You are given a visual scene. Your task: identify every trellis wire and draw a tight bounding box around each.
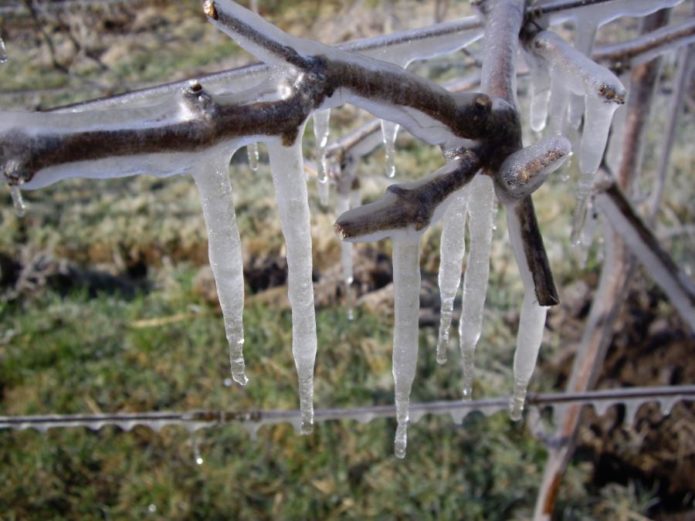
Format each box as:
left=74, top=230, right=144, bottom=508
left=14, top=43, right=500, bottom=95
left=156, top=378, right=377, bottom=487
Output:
left=2, top=385, right=693, bottom=433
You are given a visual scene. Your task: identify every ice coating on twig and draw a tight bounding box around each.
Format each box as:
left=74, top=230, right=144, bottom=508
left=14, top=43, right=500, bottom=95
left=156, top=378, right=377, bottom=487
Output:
left=206, top=0, right=490, bottom=148
left=506, top=204, right=549, bottom=421
left=266, top=137, right=318, bottom=435
left=380, top=120, right=400, bottom=178
left=436, top=191, right=468, bottom=365
left=392, top=237, right=421, bottom=458
left=458, top=175, right=495, bottom=400
left=247, top=143, right=260, bottom=172
left=313, top=109, right=331, bottom=205
left=192, top=145, right=248, bottom=386
left=528, top=30, right=625, bottom=175
left=548, top=0, right=684, bottom=26
left=497, top=136, right=572, bottom=202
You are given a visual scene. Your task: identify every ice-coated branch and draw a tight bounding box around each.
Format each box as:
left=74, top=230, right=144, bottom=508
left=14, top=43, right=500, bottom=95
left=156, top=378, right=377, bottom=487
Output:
left=205, top=0, right=492, bottom=146
left=593, top=18, right=695, bottom=66
left=533, top=11, right=673, bottom=518
left=335, top=150, right=482, bottom=242
left=594, top=174, right=695, bottom=329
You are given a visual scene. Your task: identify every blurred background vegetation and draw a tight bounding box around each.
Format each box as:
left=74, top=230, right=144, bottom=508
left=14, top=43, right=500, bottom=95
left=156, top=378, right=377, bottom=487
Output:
left=0, top=0, right=694, bottom=519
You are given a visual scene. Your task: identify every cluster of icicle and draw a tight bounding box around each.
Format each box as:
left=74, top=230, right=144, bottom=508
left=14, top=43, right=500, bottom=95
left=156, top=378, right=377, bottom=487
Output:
left=0, top=0, right=684, bottom=457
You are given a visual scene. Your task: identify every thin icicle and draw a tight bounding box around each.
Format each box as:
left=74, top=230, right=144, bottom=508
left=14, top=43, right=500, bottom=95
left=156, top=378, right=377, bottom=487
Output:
left=507, top=204, right=549, bottom=421
left=547, top=74, right=570, bottom=136
left=391, top=236, right=421, bottom=459
left=313, top=109, right=331, bottom=205
left=192, top=145, right=248, bottom=386
left=380, top=120, right=400, bottom=178
left=436, top=191, right=468, bottom=365
left=0, top=37, right=7, bottom=64
left=579, top=97, right=620, bottom=176
left=458, top=175, right=495, bottom=400
left=527, top=54, right=551, bottom=132
left=266, top=137, right=318, bottom=435
left=9, top=185, right=26, bottom=218
left=247, top=143, right=260, bottom=172
left=336, top=190, right=356, bottom=320
left=567, top=21, right=598, bottom=130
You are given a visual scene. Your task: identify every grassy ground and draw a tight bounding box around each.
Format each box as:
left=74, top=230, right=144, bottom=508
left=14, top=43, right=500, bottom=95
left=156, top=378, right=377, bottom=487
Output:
left=1, top=1, right=693, bottom=519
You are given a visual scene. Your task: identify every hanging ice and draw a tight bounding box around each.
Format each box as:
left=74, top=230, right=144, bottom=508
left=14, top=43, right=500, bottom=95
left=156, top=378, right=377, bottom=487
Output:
left=506, top=205, right=549, bottom=421
left=459, top=175, right=495, bottom=399
left=436, top=191, right=468, bottom=365
left=313, top=109, right=332, bottom=205
left=527, top=54, right=551, bottom=132
left=247, top=143, right=260, bottom=172
left=336, top=186, right=359, bottom=320
left=0, top=37, right=7, bottom=64
left=391, top=236, right=421, bottom=459
left=266, top=137, right=318, bottom=435
left=9, top=185, right=26, bottom=218
left=579, top=97, right=621, bottom=176
left=380, top=120, right=400, bottom=178
left=192, top=146, right=248, bottom=386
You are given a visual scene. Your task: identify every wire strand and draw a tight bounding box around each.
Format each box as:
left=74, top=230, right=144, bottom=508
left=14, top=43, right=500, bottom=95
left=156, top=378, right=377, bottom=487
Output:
left=2, top=385, right=693, bottom=432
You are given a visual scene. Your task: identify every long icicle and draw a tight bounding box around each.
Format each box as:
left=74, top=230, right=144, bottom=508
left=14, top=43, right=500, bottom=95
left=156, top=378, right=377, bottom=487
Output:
left=192, top=146, right=248, bottom=386
left=392, top=236, right=421, bottom=459
left=266, top=137, right=318, bottom=435
left=458, top=175, right=495, bottom=399
left=436, top=190, right=468, bottom=364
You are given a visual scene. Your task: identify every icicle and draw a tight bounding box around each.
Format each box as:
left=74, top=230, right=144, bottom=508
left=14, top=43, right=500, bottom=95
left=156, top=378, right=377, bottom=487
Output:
left=391, top=236, right=421, bottom=459
left=509, top=294, right=548, bottom=421
left=0, top=37, right=7, bottom=64
left=336, top=190, right=355, bottom=320
left=605, top=98, right=628, bottom=173
left=380, top=120, right=400, bottom=178
left=191, top=433, right=204, bottom=465
left=579, top=98, right=619, bottom=176
left=266, top=137, right=318, bottom=435
left=436, top=191, right=468, bottom=365
left=527, top=55, right=551, bottom=132
left=313, top=109, right=331, bottom=205
left=9, top=185, right=26, bottom=218
left=547, top=74, right=570, bottom=136
left=507, top=203, right=549, bottom=421
left=567, top=21, right=598, bottom=130
left=247, top=143, right=260, bottom=172
left=192, top=146, right=248, bottom=386
left=458, top=175, right=495, bottom=399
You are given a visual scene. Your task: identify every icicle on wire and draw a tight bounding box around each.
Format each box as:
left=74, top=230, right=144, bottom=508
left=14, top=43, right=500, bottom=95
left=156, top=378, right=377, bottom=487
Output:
left=436, top=190, right=468, bottom=365
left=266, top=137, right=318, bottom=435
left=192, top=145, right=248, bottom=386
left=391, top=236, right=421, bottom=458
left=313, top=109, right=331, bottom=205
left=458, top=175, right=495, bottom=400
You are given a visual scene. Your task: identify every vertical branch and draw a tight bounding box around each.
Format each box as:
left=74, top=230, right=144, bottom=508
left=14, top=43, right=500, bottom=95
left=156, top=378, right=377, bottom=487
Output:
left=648, top=42, right=694, bottom=220
left=532, top=8, right=672, bottom=520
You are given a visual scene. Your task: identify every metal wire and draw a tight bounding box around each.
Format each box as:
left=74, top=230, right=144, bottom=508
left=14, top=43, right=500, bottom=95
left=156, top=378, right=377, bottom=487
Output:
left=2, top=385, right=693, bottom=432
